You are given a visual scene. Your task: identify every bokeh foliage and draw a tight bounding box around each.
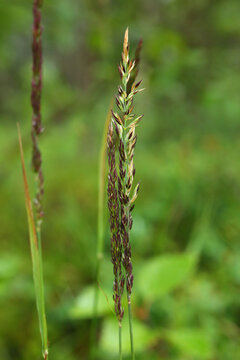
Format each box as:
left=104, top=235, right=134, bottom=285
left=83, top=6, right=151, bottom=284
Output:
left=1, top=0, right=240, bottom=359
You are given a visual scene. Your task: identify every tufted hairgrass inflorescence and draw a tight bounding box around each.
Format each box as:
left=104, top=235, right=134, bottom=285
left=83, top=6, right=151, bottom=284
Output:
left=107, top=28, right=144, bottom=360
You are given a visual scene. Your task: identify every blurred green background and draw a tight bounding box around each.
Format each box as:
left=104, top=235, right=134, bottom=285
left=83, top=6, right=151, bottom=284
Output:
left=1, top=0, right=240, bottom=359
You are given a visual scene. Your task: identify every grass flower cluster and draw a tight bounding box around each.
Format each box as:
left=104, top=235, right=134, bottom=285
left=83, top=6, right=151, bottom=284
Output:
left=107, top=28, right=144, bottom=360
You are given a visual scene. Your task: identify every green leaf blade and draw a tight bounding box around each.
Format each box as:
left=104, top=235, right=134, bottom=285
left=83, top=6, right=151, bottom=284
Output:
left=17, top=124, right=48, bottom=359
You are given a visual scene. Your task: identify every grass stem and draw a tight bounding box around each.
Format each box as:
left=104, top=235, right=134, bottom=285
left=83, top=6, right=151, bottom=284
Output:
left=119, top=322, right=122, bottom=360
left=127, top=294, right=135, bottom=360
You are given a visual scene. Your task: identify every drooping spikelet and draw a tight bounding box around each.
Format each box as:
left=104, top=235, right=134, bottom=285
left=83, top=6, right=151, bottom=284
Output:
left=31, top=0, right=44, bottom=229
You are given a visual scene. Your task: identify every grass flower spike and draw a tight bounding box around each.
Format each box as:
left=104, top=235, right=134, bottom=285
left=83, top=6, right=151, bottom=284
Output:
left=31, top=0, right=44, bottom=232
left=107, top=28, right=144, bottom=360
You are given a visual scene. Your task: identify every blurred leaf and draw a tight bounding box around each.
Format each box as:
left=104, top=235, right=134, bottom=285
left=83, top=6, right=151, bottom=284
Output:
left=167, top=328, right=214, bottom=359
left=0, top=255, right=20, bottom=279
left=188, top=220, right=226, bottom=260
left=189, top=278, right=226, bottom=313
left=0, top=255, right=21, bottom=299
left=68, top=285, right=112, bottom=319
left=100, top=317, right=158, bottom=355
left=137, top=253, right=197, bottom=301
left=215, top=2, right=240, bottom=33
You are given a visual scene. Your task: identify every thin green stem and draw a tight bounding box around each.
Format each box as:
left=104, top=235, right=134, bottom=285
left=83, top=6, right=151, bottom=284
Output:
left=89, top=261, right=101, bottom=360
left=119, top=322, right=122, bottom=360
left=90, top=103, right=112, bottom=360
left=127, top=294, right=135, bottom=360
left=36, top=230, right=48, bottom=359
left=35, top=175, right=48, bottom=359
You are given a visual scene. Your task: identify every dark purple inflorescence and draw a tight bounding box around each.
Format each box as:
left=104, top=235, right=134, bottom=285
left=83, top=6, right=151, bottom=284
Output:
left=31, top=0, right=44, bottom=226
left=107, top=123, right=125, bottom=322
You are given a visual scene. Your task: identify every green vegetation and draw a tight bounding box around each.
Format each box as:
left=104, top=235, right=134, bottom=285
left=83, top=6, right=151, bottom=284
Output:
left=1, top=0, right=240, bottom=359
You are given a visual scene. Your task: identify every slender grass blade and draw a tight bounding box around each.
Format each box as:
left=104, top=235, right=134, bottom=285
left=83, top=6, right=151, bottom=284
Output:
left=17, top=123, right=48, bottom=359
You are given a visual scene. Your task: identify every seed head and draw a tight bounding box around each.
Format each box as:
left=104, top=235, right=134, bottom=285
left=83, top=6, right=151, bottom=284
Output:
left=107, top=28, right=144, bottom=318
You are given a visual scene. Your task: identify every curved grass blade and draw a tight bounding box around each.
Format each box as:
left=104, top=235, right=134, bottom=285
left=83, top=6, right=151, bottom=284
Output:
left=17, top=123, right=48, bottom=359
left=90, top=100, right=113, bottom=359
left=97, top=99, right=113, bottom=271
